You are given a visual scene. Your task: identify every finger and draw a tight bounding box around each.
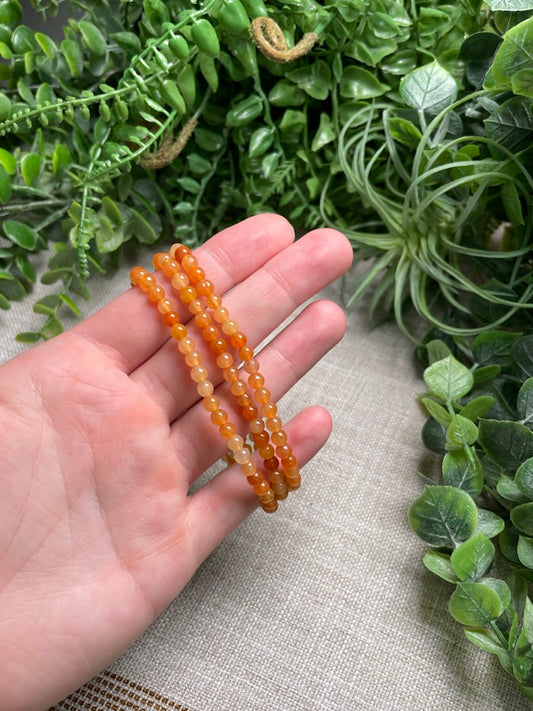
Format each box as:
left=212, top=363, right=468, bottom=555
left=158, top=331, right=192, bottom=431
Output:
left=130, top=227, right=352, bottom=422
left=74, top=214, right=295, bottom=372
left=169, top=298, right=346, bottom=484
left=184, top=405, right=333, bottom=569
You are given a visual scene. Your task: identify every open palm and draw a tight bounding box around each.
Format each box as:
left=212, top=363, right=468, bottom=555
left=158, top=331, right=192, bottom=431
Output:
left=0, top=215, right=352, bottom=711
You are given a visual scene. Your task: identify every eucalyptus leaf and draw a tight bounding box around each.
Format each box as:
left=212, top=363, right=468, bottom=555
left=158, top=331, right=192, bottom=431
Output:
left=408, top=485, right=478, bottom=548
left=449, top=582, right=502, bottom=626
left=516, top=458, right=533, bottom=498
left=423, top=550, right=459, bottom=582
left=399, top=61, right=457, bottom=114
left=442, top=448, right=483, bottom=497
left=512, top=337, right=533, bottom=380
left=478, top=419, right=533, bottom=470
left=464, top=627, right=505, bottom=654
left=423, top=355, right=474, bottom=402
left=477, top=509, right=505, bottom=539
left=518, top=536, right=533, bottom=568
left=451, top=532, right=495, bottom=581
left=511, top=502, right=533, bottom=536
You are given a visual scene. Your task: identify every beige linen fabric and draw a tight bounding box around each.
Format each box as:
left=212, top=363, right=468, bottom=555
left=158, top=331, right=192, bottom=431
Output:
left=1, top=257, right=530, bottom=711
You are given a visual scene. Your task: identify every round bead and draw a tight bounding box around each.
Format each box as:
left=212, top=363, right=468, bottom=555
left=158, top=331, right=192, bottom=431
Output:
left=147, top=283, right=165, bottom=302
left=264, top=456, right=279, bottom=472
left=272, top=481, right=288, bottom=500
left=216, top=352, right=233, bottom=369
left=152, top=252, right=168, bottom=269
left=178, top=336, right=195, bottom=354
left=253, top=480, right=270, bottom=497
left=238, top=345, right=254, bottom=361
left=157, top=298, right=173, bottom=314
left=248, top=373, right=265, bottom=389
left=162, top=259, right=180, bottom=277
left=203, top=395, right=220, bottom=412
left=213, top=306, right=230, bottom=323
left=249, top=418, right=264, bottom=434
left=223, top=366, right=239, bottom=383
left=227, top=434, right=245, bottom=452
left=258, top=443, right=274, bottom=460
left=163, top=310, right=180, bottom=327
left=202, top=324, right=219, bottom=342
left=185, top=350, right=201, bottom=367
left=206, top=293, right=221, bottom=309
left=197, top=380, right=214, bottom=397
left=230, top=331, right=247, bottom=348
left=219, top=423, right=237, bottom=439
left=254, top=387, right=271, bottom=404
left=246, top=470, right=262, bottom=485
left=242, top=461, right=258, bottom=477
left=222, top=319, right=238, bottom=336
left=194, top=311, right=211, bottom=328
left=139, top=272, right=156, bottom=291
left=271, top=430, right=287, bottom=447
left=130, top=266, right=147, bottom=285
left=190, top=366, right=208, bottom=383
left=209, top=338, right=227, bottom=356
left=234, top=448, right=251, bottom=465
left=171, top=244, right=191, bottom=261
left=230, top=379, right=247, bottom=397
left=242, top=405, right=258, bottom=421
left=258, top=488, right=275, bottom=504
left=237, top=393, right=252, bottom=407
left=180, top=286, right=197, bottom=304
left=188, top=299, right=204, bottom=315
left=276, top=444, right=292, bottom=460
left=266, top=416, right=283, bottom=432
left=171, top=272, right=189, bottom=290
left=282, top=455, right=297, bottom=469
left=182, top=254, right=197, bottom=271
left=260, top=402, right=277, bottom=419
left=244, top=358, right=260, bottom=374
left=188, top=266, right=205, bottom=284
left=253, top=431, right=269, bottom=448
left=170, top=323, right=187, bottom=340
left=211, top=409, right=228, bottom=426
left=197, top=279, right=214, bottom=296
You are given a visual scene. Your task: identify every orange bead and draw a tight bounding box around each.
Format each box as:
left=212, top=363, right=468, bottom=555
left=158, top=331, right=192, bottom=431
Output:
left=157, top=298, right=173, bottom=314
left=188, top=299, right=204, bottom=315
left=162, top=259, right=180, bottom=277
left=254, top=431, right=269, bottom=448
left=271, top=429, right=287, bottom=447
left=178, top=336, right=195, bottom=354
left=219, top=423, right=237, bottom=439
left=185, top=351, right=201, bottom=367
left=130, top=266, right=147, bottom=285
left=230, top=379, right=247, bottom=397
left=264, top=456, right=279, bottom=472
left=261, top=499, right=278, bottom=513
left=202, top=324, right=219, bottom=342
left=223, top=366, right=239, bottom=383
left=282, top=455, right=297, bottom=470
left=244, top=358, right=260, bottom=374
left=249, top=418, right=264, bottom=434
left=230, top=331, right=247, bottom=348
left=197, top=279, right=214, bottom=296
left=242, top=405, right=258, bottom=421
left=210, top=338, right=228, bottom=356
left=253, top=480, right=270, bottom=497
left=172, top=272, right=189, bottom=290
left=182, top=254, right=197, bottom=271
left=206, top=293, right=221, bottom=309
left=272, top=480, right=288, bottom=500
left=242, top=460, right=258, bottom=478
left=228, top=434, right=245, bottom=452
left=197, top=380, right=214, bottom=397
left=248, top=373, right=265, bottom=389
left=216, top=352, right=233, bottom=369
left=203, top=395, right=220, bottom=412
left=259, top=443, right=274, bottom=460
left=152, top=252, right=168, bottom=269
left=258, top=488, right=275, bottom=505
left=247, top=471, right=263, bottom=486
left=211, top=409, right=228, bottom=426
left=148, top=283, right=165, bottom=302
left=170, top=323, right=187, bottom=340
left=213, top=306, right=229, bottom=323
left=254, top=387, right=271, bottom=404
left=171, top=244, right=191, bottom=261
left=238, top=345, right=254, bottom=361
left=163, top=311, right=180, bottom=327
left=180, top=286, right=197, bottom=304
left=276, top=444, right=292, bottom=460
left=267, top=416, right=283, bottom=432
left=139, top=272, right=156, bottom=291
left=222, top=319, right=238, bottom=336
left=190, top=366, right=208, bottom=383
left=260, top=402, right=277, bottom=419
left=194, top=310, right=211, bottom=329
left=188, top=266, right=205, bottom=284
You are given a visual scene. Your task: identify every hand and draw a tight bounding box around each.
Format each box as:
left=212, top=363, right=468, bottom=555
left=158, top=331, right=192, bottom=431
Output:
left=0, top=215, right=352, bottom=711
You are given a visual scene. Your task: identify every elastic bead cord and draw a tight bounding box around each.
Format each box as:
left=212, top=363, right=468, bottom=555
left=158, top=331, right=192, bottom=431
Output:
left=165, top=246, right=297, bottom=498
left=130, top=263, right=278, bottom=512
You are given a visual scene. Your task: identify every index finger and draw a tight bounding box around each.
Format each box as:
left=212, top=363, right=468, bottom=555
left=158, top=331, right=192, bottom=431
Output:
left=74, top=214, right=295, bottom=372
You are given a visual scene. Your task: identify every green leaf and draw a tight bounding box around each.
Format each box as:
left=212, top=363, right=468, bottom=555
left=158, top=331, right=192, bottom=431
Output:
left=480, top=577, right=511, bottom=614
left=311, top=113, right=336, bottom=152
left=420, top=397, right=452, bottom=427
left=20, top=153, right=42, bottom=187
left=3, top=220, right=38, bottom=250
left=477, top=509, right=505, bottom=538
left=15, top=331, right=40, bottom=344
left=101, top=196, right=123, bottom=227
left=511, top=502, right=533, bottom=536
left=485, top=0, right=533, bottom=7
left=478, top=419, right=533, bottom=470
left=423, top=550, right=458, bottom=582
left=518, top=379, right=533, bottom=426
left=472, top=331, right=523, bottom=366
left=42, top=314, right=63, bottom=338
left=53, top=144, right=71, bottom=178
left=0, top=163, right=11, bottom=204
left=459, top=396, right=496, bottom=421
left=512, top=336, right=533, bottom=380
left=487, top=16, right=533, bottom=92
left=15, top=254, right=35, bottom=282
left=59, top=293, right=81, bottom=316
left=95, top=215, right=123, bottom=253
left=61, top=38, right=84, bottom=77
left=485, top=96, right=533, bottom=151
left=447, top=415, right=478, bottom=447
left=400, top=61, right=458, bottom=114
left=408, top=485, right=478, bottom=548
left=423, top=355, right=474, bottom=402
left=442, top=448, right=483, bottom=497
left=451, top=532, right=495, bottom=581
left=40, top=267, right=73, bottom=285
left=286, top=61, right=332, bottom=101
left=449, top=582, right=502, bottom=626
left=497, top=475, right=528, bottom=503
left=464, top=627, right=505, bottom=654
left=78, top=20, right=107, bottom=57
left=339, top=65, right=390, bottom=99
left=518, top=536, right=533, bottom=568
left=35, top=31, right=58, bottom=59
left=516, top=458, right=533, bottom=498
left=386, top=116, right=423, bottom=149
left=33, top=294, right=61, bottom=315
left=0, top=147, right=16, bottom=174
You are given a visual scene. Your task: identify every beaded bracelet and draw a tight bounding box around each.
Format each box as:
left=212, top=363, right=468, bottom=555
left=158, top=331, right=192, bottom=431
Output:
left=130, top=243, right=301, bottom=513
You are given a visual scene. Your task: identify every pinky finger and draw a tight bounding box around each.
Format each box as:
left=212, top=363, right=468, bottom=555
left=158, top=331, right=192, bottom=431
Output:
left=184, top=405, right=333, bottom=568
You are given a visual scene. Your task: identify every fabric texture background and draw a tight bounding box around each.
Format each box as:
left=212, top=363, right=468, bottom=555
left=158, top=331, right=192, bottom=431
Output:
left=1, top=253, right=530, bottom=711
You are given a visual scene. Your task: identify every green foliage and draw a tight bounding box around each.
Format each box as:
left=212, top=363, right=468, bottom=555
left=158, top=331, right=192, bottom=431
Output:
left=410, top=331, right=533, bottom=699
left=0, top=0, right=532, bottom=339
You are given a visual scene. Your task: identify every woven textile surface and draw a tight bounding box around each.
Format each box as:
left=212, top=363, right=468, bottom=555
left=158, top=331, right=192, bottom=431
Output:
left=1, top=253, right=531, bottom=711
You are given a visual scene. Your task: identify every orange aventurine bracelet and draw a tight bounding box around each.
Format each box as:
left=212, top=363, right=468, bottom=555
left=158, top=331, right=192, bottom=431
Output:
left=130, top=243, right=301, bottom=513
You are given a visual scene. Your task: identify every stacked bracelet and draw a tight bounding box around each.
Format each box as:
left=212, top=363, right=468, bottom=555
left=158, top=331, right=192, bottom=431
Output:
left=130, top=243, right=301, bottom=513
